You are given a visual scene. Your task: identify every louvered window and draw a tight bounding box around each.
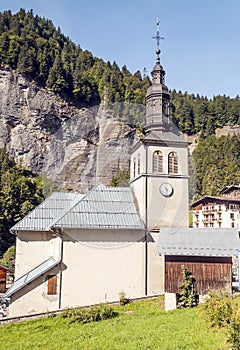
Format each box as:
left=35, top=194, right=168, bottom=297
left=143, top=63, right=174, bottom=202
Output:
left=168, top=152, right=178, bottom=174
left=133, top=158, right=136, bottom=178
left=153, top=151, right=163, bottom=173
left=137, top=154, right=140, bottom=175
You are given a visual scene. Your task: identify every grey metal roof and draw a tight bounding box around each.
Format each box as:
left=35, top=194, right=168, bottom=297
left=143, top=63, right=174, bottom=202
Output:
left=143, top=131, right=189, bottom=144
left=54, top=183, right=144, bottom=230
left=11, top=192, right=84, bottom=232
left=6, top=257, right=60, bottom=297
left=157, top=227, right=240, bottom=257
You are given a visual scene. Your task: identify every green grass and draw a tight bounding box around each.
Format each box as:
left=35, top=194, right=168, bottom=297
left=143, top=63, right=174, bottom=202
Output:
left=0, top=297, right=229, bottom=350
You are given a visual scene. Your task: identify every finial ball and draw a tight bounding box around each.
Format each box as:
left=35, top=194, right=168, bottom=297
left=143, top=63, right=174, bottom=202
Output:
left=156, top=48, right=160, bottom=55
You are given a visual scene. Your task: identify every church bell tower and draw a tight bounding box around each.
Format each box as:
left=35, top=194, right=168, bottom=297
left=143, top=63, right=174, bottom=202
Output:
left=130, top=20, right=189, bottom=230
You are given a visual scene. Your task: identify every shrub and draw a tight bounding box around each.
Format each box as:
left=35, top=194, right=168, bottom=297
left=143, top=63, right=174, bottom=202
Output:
left=119, top=290, right=130, bottom=306
left=61, top=304, right=118, bottom=324
left=178, top=265, right=198, bottom=308
left=227, top=308, right=240, bottom=350
left=201, top=292, right=233, bottom=328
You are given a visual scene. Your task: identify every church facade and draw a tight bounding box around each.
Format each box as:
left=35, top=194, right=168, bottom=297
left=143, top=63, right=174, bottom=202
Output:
left=6, top=31, right=191, bottom=317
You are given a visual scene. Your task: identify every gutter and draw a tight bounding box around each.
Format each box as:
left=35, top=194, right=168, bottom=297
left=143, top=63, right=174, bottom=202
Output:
left=51, top=227, right=64, bottom=310
left=238, top=250, right=240, bottom=292
left=58, top=227, right=64, bottom=310
left=145, top=143, right=148, bottom=296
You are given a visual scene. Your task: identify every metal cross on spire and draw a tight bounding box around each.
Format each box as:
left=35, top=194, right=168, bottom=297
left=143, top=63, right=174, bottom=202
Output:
left=152, top=18, right=164, bottom=63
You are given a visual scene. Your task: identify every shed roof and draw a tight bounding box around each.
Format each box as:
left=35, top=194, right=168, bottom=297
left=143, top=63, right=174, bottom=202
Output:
left=5, top=257, right=60, bottom=297
left=157, top=227, right=240, bottom=257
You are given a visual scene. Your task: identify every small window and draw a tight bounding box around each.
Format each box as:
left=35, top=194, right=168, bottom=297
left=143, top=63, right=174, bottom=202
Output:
left=133, top=158, right=136, bottom=178
left=47, top=275, right=57, bottom=295
left=137, top=154, right=140, bottom=175
left=153, top=151, right=163, bottom=173
left=168, top=152, right=178, bottom=174
left=231, top=222, right=235, bottom=228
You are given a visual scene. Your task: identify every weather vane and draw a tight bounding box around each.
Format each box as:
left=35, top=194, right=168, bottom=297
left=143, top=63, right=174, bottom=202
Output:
left=152, top=17, right=164, bottom=63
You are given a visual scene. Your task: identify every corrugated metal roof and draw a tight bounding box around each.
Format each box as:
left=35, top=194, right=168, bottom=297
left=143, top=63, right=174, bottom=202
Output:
left=11, top=192, right=84, bottom=232
left=54, top=183, right=144, bottom=230
left=10, top=184, right=144, bottom=232
left=6, top=257, right=60, bottom=297
left=157, top=227, right=240, bottom=257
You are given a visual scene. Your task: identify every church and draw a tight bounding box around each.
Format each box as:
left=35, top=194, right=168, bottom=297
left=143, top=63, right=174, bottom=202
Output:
left=6, top=25, right=240, bottom=317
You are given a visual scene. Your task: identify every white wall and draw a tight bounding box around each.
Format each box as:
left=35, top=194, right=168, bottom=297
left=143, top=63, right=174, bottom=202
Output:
left=60, top=229, right=146, bottom=308
left=130, top=142, right=189, bottom=229
left=9, top=227, right=165, bottom=317
left=14, top=231, right=61, bottom=279
left=193, top=204, right=240, bottom=229
left=10, top=227, right=164, bottom=317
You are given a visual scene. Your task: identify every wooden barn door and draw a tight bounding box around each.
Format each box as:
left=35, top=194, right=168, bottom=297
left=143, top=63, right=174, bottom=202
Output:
left=165, top=255, right=232, bottom=295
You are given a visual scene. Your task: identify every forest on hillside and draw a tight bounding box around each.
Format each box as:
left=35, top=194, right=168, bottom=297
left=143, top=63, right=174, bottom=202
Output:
left=0, top=9, right=240, bottom=133
left=0, top=9, right=239, bottom=257
left=0, top=149, right=44, bottom=256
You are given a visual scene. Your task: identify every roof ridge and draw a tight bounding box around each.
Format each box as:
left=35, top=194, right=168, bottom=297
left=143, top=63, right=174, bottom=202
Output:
left=52, top=183, right=105, bottom=228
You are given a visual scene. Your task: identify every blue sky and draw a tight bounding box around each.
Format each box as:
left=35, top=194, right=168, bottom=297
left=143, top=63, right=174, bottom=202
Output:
left=0, top=0, right=240, bottom=98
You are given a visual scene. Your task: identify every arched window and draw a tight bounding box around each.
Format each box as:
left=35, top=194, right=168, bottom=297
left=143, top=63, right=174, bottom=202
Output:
left=137, top=154, right=140, bottom=175
left=133, top=158, right=136, bottom=178
left=168, top=152, right=178, bottom=174
left=153, top=151, right=163, bottom=173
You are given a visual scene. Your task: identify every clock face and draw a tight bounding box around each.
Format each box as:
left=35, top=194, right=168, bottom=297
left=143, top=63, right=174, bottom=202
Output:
left=160, top=183, right=173, bottom=197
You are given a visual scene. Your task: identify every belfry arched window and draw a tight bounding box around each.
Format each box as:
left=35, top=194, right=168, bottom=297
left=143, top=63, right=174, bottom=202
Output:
left=133, top=158, right=136, bottom=178
left=168, top=152, right=178, bottom=174
left=153, top=151, right=163, bottom=173
left=137, top=154, right=140, bottom=175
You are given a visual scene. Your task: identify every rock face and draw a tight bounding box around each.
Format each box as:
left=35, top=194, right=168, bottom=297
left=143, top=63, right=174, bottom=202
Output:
left=0, top=69, right=137, bottom=193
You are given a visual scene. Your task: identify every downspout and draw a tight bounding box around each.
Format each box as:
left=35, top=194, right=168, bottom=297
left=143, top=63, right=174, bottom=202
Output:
left=238, top=250, right=240, bottom=292
left=58, top=227, right=64, bottom=310
left=145, top=143, right=148, bottom=296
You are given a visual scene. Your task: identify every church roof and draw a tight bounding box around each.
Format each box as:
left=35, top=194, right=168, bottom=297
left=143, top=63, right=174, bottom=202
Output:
left=10, top=192, right=83, bottom=233
left=54, top=183, right=144, bottom=230
left=11, top=183, right=144, bottom=233
left=157, top=227, right=240, bottom=257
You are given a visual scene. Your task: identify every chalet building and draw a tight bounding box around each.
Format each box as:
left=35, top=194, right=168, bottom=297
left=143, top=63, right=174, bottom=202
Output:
left=6, top=24, right=240, bottom=316
left=191, top=185, right=240, bottom=229
left=0, top=265, right=12, bottom=293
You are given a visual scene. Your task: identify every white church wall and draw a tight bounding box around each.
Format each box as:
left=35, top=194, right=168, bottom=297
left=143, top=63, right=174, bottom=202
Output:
left=14, top=231, right=61, bottom=279
left=147, top=145, right=188, bottom=176
left=148, top=232, right=164, bottom=294
left=9, top=265, right=60, bottom=317
left=60, top=228, right=146, bottom=308
left=148, top=176, right=189, bottom=229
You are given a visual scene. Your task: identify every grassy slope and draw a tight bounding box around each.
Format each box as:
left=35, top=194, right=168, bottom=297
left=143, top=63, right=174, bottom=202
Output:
left=0, top=297, right=228, bottom=350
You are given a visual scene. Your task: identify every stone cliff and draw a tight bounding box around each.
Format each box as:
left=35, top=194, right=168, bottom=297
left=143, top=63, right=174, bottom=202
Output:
left=0, top=69, right=137, bottom=193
